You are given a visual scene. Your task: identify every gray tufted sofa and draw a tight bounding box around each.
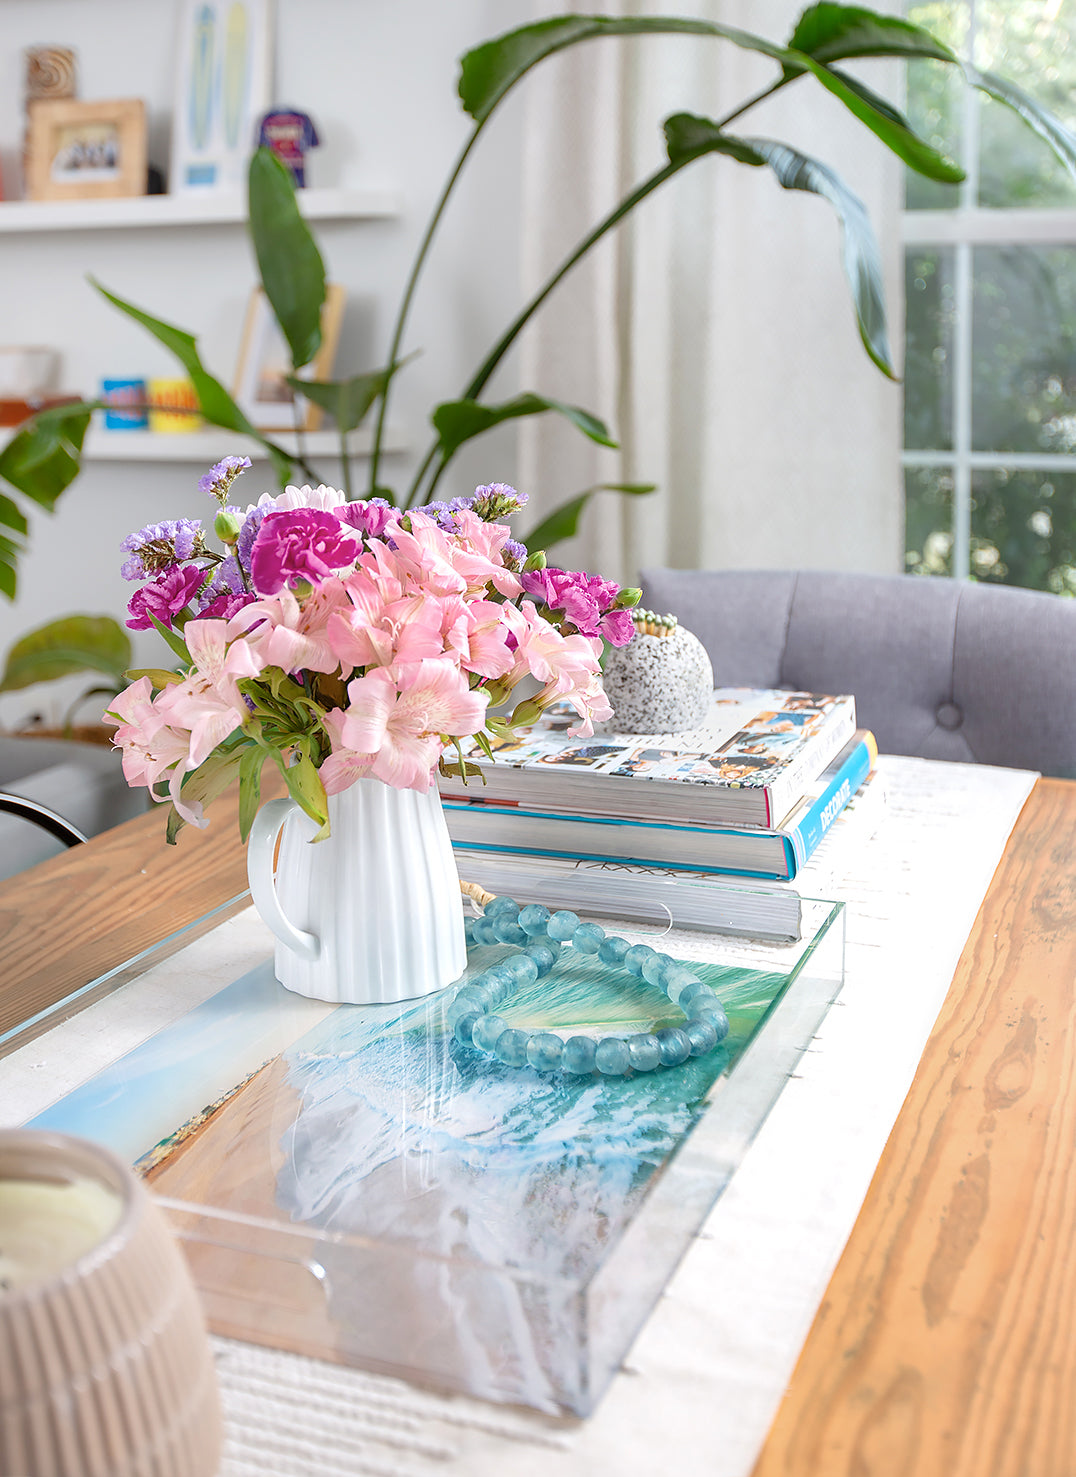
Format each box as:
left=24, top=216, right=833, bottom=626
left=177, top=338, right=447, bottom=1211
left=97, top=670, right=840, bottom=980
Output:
left=639, top=569, right=1076, bottom=779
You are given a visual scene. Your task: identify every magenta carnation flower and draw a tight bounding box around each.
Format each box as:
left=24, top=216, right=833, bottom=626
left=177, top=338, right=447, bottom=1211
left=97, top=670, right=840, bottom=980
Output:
left=336, top=498, right=394, bottom=539
left=199, top=591, right=257, bottom=621
left=126, top=564, right=205, bottom=630
left=598, top=607, right=636, bottom=646
left=249, top=508, right=362, bottom=595
left=520, top=567, right=624, bottom=640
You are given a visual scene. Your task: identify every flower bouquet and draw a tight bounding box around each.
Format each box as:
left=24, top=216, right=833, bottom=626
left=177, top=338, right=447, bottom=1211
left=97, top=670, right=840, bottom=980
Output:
left=107, top=458, right=639, bottom=845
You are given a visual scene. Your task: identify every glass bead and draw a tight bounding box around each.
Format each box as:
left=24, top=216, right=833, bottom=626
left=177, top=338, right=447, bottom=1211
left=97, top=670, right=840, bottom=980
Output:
left=518, top=903, right=551, bottom=936
left=503, top=954, right=539, bottom=987
left=627, top=1033, right=662, bottom=1072
left=472, top=917, right=499, bottom=947
left=595, top=1037, right=632, bottom=1075
left=641, top=953, right=673, bottom=988
left=453, top=983, right=494, bottom=1012
left=677, top=980, right=714, bottom=1010
left=453, top=1011, right=481, bottom=1045
left=484, top=895, right=520, bottom=919
left=495, top=1028, right=530, bottom=1067
left=526, top=1032, right=565, bottom=1071
left=685, top=1017, right=719, bottom=1056
left=473, top=1013, right=509, bottom=1052
left=563, top=1036, right=598, bottom=1074
left=463, top=918, right=477, bottom=941
left=623, top=943, right=656, bottom=977
left=572, top=921, right=605, bottom=954
left=492, top=917, right=528, bottom=946
left=524, top=941, right=557, bottom=977
left=665, top=966, right=701, bottom=1002
left=547, top=909, right=580, bottom=941
left=598, top=935, right=630, bottom=966
left=655, top=1026, right=692, bottom=1066
left=692, top=1005, right=730, bottom=1042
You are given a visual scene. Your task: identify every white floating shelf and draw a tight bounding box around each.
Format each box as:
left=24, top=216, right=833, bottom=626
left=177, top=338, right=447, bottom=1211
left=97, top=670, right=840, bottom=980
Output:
left=0, top=426, right=406, bottom=461
left=0, top=187, right=401, bottom=234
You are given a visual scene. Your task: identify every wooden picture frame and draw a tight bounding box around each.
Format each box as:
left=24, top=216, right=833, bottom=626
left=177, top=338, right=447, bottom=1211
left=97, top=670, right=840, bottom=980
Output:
left=25, top=98, right=147, bottom=201
left=233, top=285, right=346, bottom=432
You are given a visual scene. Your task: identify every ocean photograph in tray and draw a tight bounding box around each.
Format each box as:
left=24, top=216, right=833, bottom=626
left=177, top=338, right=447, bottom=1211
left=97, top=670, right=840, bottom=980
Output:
left=26, top=899, right=845, bottom=1415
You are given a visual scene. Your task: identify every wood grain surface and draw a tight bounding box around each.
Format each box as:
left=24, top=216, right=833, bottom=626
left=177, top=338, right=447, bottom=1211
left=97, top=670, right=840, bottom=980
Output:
left=0, top=771, right=283, bottom=1039
left=752, top=778, right=1076, bottom=1477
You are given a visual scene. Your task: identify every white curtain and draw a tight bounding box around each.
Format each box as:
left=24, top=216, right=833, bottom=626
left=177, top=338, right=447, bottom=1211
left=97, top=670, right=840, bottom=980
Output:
left=517, top=0, right=904, bottom=586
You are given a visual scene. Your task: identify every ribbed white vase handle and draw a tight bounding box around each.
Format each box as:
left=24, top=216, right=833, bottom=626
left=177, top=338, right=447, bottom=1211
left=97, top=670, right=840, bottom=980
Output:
left=247, top=798, right=321, bottom=962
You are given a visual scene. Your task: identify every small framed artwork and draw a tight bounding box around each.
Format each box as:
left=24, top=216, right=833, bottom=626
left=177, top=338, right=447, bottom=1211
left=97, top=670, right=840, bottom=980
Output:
left=25, top=98, right=147, bottom=201
left=171, top=0, right=272, bottom=193
left=233, top=285, right=346, bottom=431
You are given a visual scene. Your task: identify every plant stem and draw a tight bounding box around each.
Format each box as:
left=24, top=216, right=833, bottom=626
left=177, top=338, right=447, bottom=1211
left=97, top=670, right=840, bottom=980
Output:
left=715, top=76, right=789, bottom=129
left=339, top=428, right=352, bottom=497
left=368, top=126, right=487, bottom=495
left=413, top=158, right=685, bottom=504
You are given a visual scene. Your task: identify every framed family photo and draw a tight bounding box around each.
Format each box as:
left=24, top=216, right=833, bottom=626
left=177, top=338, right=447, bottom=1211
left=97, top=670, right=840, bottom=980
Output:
left=233, top=285, right=346, bottom=431
left=25, top=98, right=146, bottom=201
left=171, top=0, right=272, bottom=192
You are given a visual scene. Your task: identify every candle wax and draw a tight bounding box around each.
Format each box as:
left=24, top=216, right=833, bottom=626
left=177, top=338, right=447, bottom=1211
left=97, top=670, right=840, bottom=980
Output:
left=0, top=1175, right=123, bottom=1292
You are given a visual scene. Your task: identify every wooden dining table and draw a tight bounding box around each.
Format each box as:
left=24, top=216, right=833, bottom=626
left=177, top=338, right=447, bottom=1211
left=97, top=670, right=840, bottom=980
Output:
left=2, top=772, right=1074, bottom=1477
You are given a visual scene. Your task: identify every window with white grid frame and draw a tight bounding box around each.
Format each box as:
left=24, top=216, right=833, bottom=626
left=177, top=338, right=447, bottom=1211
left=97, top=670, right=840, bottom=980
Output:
left=904, top=0, right=1076, bottom=593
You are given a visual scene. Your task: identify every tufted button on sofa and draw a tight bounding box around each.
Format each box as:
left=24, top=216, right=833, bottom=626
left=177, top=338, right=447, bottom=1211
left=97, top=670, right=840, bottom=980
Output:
left=638, top=568, right=1076, bottom=779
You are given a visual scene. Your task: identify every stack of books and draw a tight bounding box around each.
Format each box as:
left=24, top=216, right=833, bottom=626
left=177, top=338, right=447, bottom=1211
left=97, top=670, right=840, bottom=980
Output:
left=440, top=688, right=880, bottom=884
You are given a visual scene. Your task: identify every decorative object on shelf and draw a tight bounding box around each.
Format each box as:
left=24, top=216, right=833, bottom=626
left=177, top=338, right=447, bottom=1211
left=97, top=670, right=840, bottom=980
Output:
left=233, top=283, right=345, bottom=432
left=101, top=377, right=148, bottom=429
left=171, top=0, right=271, bottom=193
left=600, top=608, right=714, bottom=733
left=25, top=97, right=146, bottom=202
left=0, top=346, right=58, bottom=399
left=0, top=1128, right=221, bottom=1477
left=147, top=376, right=202, bottom=433
left=256, top=108, right=319, bottom=186
left=24, top=46, right=77, bottom=104
left=449, top=891, right=730, bottom=1074
left=104, top=461, right=639, bottom=1003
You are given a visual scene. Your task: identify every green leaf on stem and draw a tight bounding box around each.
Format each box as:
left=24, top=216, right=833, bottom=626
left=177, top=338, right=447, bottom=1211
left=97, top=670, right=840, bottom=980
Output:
left=238, top=744, right=270, bottom=842
left=785, top=5, right=958, bottom=66
left=148, top=613, right=192, bottom=666
left=278, top=746, right=330, bottom=832
left=124, top=667, right=182, bottom=688
left=664, top=115, right=895, bottom=377
left=167, top=749, right=241, bottom=844
left=967, top=66, right=1076, bottom=185
left=284, top=364, right=397, bottom=433
left=248, top=148, right=327, bottom=370
left=0, top=401, right=92, bottom=511
left=91, top=279, right=262, bottom=436
left=521, top=482, right=656, bottom=552
left=458, top=16, right=789, bottom=125
left=0, top=494, right=28, bottom=538
left=0, top=614, right=131, bottom=693
left=433, top=393, right=617, bottom=461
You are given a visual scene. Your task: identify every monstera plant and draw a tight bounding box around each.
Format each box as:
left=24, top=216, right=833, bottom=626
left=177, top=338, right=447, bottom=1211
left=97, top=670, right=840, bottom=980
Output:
left=2, top=4, right=1075, bottom=702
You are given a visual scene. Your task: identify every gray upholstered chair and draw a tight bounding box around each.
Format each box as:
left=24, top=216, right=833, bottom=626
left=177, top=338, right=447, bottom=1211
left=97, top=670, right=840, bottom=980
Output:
left=639, top=569, right=1076, bottom=779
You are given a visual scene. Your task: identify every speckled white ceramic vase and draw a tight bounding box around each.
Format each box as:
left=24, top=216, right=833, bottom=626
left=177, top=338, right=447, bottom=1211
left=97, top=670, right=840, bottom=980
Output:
left=601, top=623, right=715, bottom=732
left=0, top=1130, right=221, bottom=1477
left=247, top=778, right=467, bottom=1005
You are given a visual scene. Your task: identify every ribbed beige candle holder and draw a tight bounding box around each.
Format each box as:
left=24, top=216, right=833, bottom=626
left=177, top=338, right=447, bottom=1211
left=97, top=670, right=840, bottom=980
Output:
left=0, top=1129, right=221, bottom=1477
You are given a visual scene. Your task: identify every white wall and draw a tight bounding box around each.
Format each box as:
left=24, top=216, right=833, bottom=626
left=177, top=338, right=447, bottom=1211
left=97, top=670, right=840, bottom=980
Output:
left=0, top=0, right=531, bottom=726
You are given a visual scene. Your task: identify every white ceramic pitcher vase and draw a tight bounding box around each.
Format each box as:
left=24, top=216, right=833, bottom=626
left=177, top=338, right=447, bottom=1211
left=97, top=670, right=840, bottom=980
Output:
left=246, top=777, right=467, bottom=1005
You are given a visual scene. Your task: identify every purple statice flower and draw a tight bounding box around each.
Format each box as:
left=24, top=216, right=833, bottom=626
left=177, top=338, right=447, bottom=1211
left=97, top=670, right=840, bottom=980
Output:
left=199, top=555, right=247, bottom=606
left=199, top=455, right=252, bottom=502
left=199, top=591, right=257, bottom=621
left=471, top=483, right=528, bottom=521
left=249, top=508, right=362, bottom=596
left=502, top=538, right=527, bottom=567
left=120, top=519, right=205, bottom=580
left=236, top=501, right=272, bottom=573
left=126, top=564, right=205, bottom=630
left=520, top=567, right=625, bottom=641
left=336, top=497, right=394, bottom=539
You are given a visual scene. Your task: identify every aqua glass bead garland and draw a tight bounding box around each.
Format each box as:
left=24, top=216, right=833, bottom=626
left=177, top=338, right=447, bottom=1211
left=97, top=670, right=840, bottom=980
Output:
left=447, top=895, right=730, bottom=1077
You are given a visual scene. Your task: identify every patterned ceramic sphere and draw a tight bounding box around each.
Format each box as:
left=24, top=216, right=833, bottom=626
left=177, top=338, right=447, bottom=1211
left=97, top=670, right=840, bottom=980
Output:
left=602, top=618, right=714, bottom=732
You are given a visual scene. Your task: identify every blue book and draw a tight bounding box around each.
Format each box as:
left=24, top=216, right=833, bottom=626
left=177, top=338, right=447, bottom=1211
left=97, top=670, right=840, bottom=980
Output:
left=444, top=731, right=877, bottom=882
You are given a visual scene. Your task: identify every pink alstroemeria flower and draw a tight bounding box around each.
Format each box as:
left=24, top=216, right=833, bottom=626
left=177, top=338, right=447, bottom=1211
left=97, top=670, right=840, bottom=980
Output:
left=440, top=596, right=515, bottom=679
left=228, top=584, right=346, bottom=675
left=106, top=677, right=206, bottom=826
left=322, top=659, right=489, bottom=792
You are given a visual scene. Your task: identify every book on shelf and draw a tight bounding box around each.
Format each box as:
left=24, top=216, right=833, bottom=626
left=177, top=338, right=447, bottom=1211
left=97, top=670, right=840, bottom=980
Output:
left=444, top=730, right=878, bottom=882
left=439, top=687, right=857, bottom=829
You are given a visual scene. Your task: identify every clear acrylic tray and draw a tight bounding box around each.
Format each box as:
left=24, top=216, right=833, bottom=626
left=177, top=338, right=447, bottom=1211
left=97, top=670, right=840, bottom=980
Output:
left=7, top=877, right=845, bottom=1416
